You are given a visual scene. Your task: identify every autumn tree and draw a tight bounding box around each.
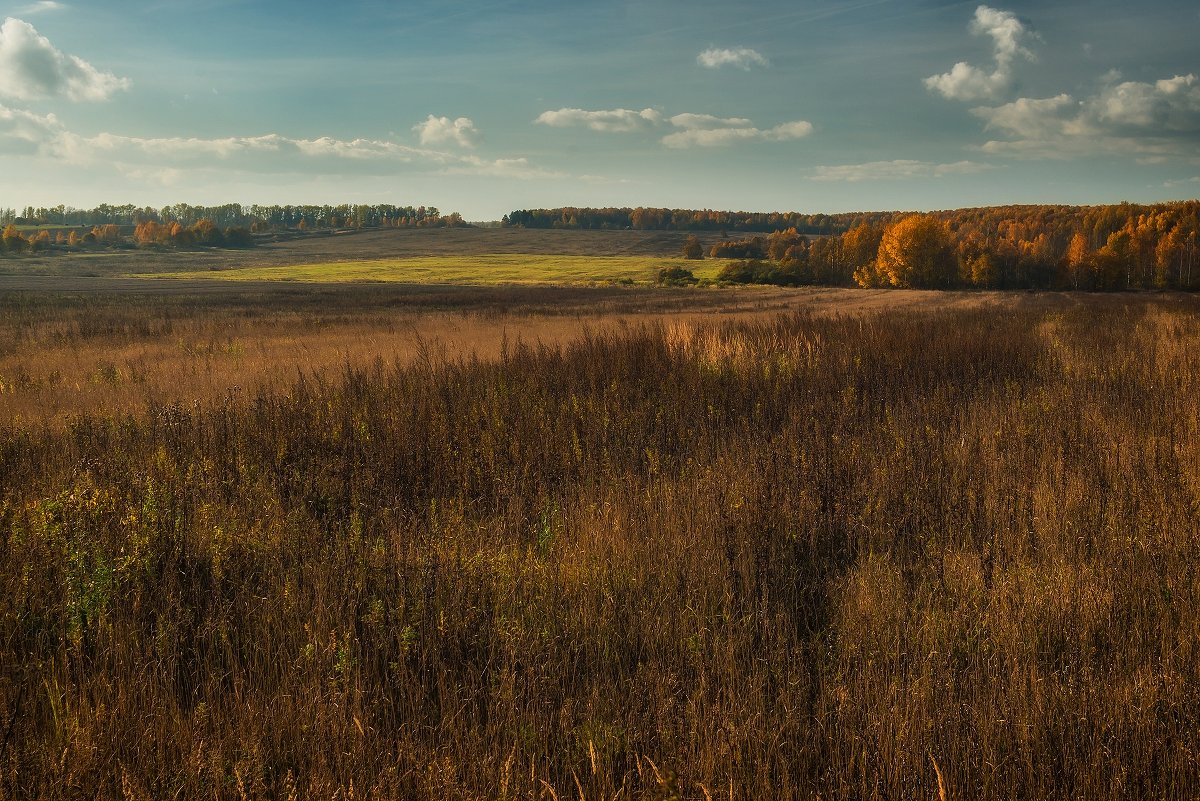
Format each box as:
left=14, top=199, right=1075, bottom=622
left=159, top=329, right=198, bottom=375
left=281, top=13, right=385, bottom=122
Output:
left=135, top=221, right=164, bottom=246
left=842, top=223, right=883, bottom=276
left=1094, top=229, right=1133, bottom=290
left=709, top=236, right=766, bottom=259
left=1064, top=233, right=1092, bottom=290
left=681, top=235, right=703, bottom=260
left=1, top=224, right=26, bottom=254
left=91, top=224, right=122, bottom=244
left=767, top=228, right=806, bottom=262
left=191, top=219, right=225, bottom=246
left=870, top=214, right=958, bottom=289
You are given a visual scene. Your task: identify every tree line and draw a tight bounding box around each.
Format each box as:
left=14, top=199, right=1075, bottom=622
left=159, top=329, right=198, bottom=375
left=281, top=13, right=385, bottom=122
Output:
left=503, top=207, right=860, bottom=234
left=658, top=201, right=1199, bottom=290
left=0, top=203, right=465, bottom=231
left=0, top=221, right=255, bottom=255
left=0, top=202, right=469, bottom=256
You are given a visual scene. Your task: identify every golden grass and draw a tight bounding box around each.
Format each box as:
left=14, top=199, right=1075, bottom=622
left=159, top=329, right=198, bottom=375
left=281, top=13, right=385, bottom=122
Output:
left=0, top=286, right=1009, bottom=426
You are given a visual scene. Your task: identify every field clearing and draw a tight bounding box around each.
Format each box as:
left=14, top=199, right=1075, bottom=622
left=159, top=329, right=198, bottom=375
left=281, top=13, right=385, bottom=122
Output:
left=6, top=225, right=1200, bottom=799
left=1, top=227, right=730, bottom=277
left=135, top=253, right=723, bottom=284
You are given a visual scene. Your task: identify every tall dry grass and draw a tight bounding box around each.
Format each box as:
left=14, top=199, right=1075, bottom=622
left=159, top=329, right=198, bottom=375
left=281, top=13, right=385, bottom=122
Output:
left=1, top=291, right=1198, bottom=799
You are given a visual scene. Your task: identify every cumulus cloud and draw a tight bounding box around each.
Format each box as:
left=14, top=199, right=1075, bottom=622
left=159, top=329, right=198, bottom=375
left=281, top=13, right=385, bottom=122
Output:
left=811, top=159, right=993, bottom=182
left=971, top=75, right=1200, bottom=158
left=412, top=114, right=479, bottom=148
left=925, top=5, right=1036, bottom=102
left=1092, top=74, right=1200, bottom=132
left=971, top=94, right=1078, bottom=139
left=661, top=114, right=812, bottom=148
left=534, top=107, right=661, bottom=132
left=0, top=17, right=130, bottom=101
left=696, top=47, right=769, bottom=70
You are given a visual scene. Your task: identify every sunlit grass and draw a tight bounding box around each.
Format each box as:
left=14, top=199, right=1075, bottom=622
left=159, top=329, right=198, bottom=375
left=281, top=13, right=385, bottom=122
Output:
left=137, top=254, right=724, bottom=284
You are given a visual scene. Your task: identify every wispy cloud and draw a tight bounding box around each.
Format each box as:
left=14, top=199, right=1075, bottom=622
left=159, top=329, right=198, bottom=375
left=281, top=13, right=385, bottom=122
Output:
left=0, top=107, right=551, bottom=179
left=0, top=17, right=129, bottom=101
left=662, top=114, right=811, bottom=148
left=696, top=47, right=768, bottom=70
left=16, top=1, right=65, bottom=14
left=534, top=107, right=661, bottom=132
left=412, top=114, right=479, bottom=148
left=1163, top=176, right=1200, bottom=188
left=535, top=106, right=811, bottom=148
left=925, top=5, right=1037, bottom=102
left=811, top=159, right=993, bottom=182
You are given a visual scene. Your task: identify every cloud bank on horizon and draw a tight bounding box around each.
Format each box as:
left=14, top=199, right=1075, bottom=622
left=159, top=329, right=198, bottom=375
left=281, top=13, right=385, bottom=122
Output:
left=0, top=1, right=1196, bottom=218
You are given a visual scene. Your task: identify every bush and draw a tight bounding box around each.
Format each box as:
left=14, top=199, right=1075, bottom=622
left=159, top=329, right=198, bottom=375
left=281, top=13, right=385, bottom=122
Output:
left=657, top=265, right=697, bottom=285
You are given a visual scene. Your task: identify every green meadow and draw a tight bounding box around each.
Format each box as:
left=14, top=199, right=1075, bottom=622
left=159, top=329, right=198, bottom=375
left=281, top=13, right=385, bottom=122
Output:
left=138, top=254, right=723, bottom=285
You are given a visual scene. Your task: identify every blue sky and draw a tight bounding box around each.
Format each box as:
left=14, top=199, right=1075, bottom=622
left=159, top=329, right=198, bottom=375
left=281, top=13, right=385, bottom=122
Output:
left=1, top=0, right=1197, bottom=219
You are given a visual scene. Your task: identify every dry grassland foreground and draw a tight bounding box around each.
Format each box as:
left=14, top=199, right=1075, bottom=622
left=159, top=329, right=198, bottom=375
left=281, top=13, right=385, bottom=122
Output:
left=1, top=284, right=1199, bottom=800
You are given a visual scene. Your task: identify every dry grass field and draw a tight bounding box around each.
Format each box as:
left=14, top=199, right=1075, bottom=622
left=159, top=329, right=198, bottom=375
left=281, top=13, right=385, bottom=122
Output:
left=2, top=230, right=1198, bottom=799
left=0, top=279, right=1008, bottom=426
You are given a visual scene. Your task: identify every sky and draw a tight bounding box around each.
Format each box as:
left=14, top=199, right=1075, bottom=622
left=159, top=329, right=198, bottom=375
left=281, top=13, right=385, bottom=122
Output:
left=0, top=0, right=1197, bottom=220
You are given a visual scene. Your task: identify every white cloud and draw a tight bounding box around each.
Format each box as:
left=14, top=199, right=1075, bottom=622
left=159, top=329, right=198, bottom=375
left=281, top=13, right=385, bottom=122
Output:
left=16, top=1, right=65, bottom=14
left=0, top=17, right=129, bottom=101
left=925, top=5, right=1036, bottom=102
left=972, top=94, right=1078, bottom=138
left=662, top=116, right=812, bottom=148
left=811, top=159, right=993, bottom=182
left=971, top=75, right=1200, bottom=158
left=442, top=156, right=563, bottom=180
left=668, top=112, right=753, bottom=129
left=770, top=120, right=817, bottom=140
left=696, top=47, right=768, bottom=70
left=925, top=62, right=1011, bottom=104
left=661, top=127, right=765, bottom=148
left=0, top=109, right=551, bottom=179
left=534, top=107, right=661, bottom=132
left=412, top=114, right=479, bottom=148
left=1093, top=74, right=1200, bottom=132
left=971, top=5, right=1035, bottom=64
left=535, top=106, right=811, bottom=148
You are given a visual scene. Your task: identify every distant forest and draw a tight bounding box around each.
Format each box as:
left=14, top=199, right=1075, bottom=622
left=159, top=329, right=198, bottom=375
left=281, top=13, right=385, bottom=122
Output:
left=0, top=203, right=464, bottom=231
left=508, top=202, right=1200, bottom=291
left=0, top=203, right=467, bottom=255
